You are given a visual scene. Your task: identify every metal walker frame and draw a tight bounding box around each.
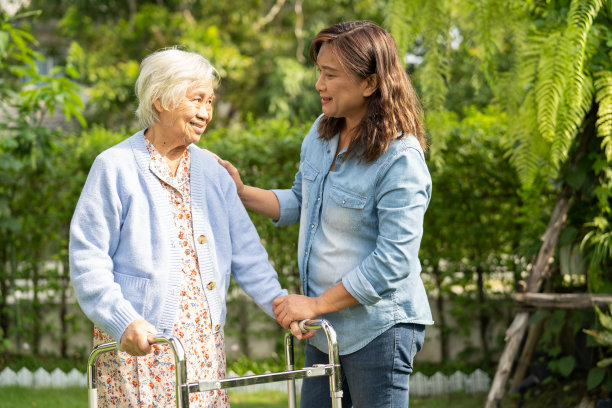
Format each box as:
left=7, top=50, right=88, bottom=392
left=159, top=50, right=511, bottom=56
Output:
left=87, top=319, right=343, bottom=408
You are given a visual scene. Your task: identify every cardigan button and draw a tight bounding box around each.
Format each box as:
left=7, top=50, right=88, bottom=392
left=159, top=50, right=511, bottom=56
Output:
left=215, top=323, right=221, bottom=331
left=207, top=281, right=216, bottom=290
left=198, top=235, right=207, bottom=244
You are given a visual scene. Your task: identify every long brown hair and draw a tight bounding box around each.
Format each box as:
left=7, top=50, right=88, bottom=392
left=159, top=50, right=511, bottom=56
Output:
left=310, top=21, right=426, bottom=162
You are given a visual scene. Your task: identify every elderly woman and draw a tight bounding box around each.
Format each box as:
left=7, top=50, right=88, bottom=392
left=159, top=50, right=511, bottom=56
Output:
left=69, top=48, right=287, bottom=407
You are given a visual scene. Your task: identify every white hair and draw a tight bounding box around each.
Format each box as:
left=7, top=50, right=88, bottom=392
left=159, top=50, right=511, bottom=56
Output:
left=135, top=47, right=219, bottom=129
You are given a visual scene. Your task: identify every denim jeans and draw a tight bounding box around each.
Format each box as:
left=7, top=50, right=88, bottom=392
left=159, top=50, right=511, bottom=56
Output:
left=300, top=323, right=425, bottom=408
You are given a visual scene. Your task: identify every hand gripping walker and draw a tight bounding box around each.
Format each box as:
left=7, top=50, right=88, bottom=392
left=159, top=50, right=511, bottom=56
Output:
left=87, top=318, right=343, bottom=408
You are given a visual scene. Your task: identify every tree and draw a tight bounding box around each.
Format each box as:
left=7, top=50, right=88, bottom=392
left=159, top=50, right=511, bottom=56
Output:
left=0, top=9, right=84, bottom=356
left=385, top=0, right=611, bottom=403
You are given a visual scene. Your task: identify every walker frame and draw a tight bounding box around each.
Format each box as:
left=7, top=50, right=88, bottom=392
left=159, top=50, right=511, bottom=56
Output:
left=86, top=319, right=343, bottom=408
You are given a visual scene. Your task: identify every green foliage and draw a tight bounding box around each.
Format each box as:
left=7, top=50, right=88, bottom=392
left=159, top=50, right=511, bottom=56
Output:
left=595, top=70, right=612, bottom=161
left=1, top=0, right=608, bottom=379
left=421, top=105, right=523, bottom=362
left=580, top=155, right=612, bottom=289
left=583, top=304, right=612, bottom=390
left=529, top=309, right=603, bottom=385
left=33, top=0, right=386, bottom=129
left=0, top=11, right=85, bottom=356
left=227, top=353, right=301, bottom=377
left=412, top=1, right=451, bottom=112
left=548, top=355, right=576, bottom=378
left=506, top=0, right=611, bottom=187
left=424, top=105, right=521, bottom=266
left=587, top=366, right=606, bottom=390
left=585, top=304, right=612, bottom=355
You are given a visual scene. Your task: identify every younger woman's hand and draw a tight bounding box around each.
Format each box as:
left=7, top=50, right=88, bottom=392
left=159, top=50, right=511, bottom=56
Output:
left=273, top=295, right=320, bottom=328
left=217, top=158, right=246, bottom=197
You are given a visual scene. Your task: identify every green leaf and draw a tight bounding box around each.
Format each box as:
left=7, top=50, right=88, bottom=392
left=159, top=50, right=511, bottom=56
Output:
left=559, top=226, right=578, bottom=246
left=596, top=305, right=612, bottom=331
left=0, top=30, right=9, bottom=59
left=557, top=355, right=576, bottom=377
left=587, top=366, right=606, bottom=390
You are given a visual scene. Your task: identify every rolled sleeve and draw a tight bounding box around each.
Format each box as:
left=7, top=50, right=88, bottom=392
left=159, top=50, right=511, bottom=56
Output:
left=343, top=146, right=431, bottom=303
left=271, top=188, right=301, bottom=226
left=342, top=266, right=383, bottom=305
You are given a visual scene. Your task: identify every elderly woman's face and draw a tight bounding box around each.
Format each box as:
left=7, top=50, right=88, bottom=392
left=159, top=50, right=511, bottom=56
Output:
left=156, top=82, right=215, bottom=145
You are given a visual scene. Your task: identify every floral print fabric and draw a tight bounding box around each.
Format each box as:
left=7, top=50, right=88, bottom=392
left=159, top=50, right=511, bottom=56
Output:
left=92, top=138, right=229, bottom=407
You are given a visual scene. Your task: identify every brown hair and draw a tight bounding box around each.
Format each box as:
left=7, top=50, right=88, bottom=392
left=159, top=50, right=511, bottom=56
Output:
left=310, top=21, right=426, bottom=162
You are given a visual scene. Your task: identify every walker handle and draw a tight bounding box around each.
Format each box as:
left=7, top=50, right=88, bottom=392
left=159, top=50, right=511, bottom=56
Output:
left=87, top=335, right=189, bottom=408
left=298, top=319, right=324, bottom=333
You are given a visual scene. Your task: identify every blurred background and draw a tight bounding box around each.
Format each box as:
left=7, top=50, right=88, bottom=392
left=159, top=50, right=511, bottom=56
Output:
left=0, top=0, right=611, bottom=406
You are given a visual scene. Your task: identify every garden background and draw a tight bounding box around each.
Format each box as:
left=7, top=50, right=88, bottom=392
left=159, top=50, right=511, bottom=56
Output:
left=1, top=0, right=611, bottom=406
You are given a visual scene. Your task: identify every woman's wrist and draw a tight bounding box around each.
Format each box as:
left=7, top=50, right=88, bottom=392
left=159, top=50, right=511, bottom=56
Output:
left=237, top=184, right=254, bottom=203
left=314, top=294, right=335, bottom=315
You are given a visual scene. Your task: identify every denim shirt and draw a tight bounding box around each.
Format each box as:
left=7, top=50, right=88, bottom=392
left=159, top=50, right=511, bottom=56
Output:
left=272, top=119, right=433, bottom=354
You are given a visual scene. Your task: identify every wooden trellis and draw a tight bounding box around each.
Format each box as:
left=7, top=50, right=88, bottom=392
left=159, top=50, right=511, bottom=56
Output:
left=485, top=186, right=612, bottom=407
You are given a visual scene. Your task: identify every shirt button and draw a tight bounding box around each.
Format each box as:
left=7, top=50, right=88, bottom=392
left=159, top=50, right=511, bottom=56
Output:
left=198, top=235, right=207, bottom=244
left=317, top=197, right=321, bottom=201
left=215, top=323, right=221, bottom=331
left=311, top=224, right=315, bottom=229
left=342, top=200, right=346, bottom=204
left=207, top=281, right=216, bottom=290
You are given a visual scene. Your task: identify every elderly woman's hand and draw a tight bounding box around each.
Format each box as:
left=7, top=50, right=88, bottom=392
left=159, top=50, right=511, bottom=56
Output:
left=120, top=318, right=161, bottom=356
left=288, top=321, right=317, bottom=340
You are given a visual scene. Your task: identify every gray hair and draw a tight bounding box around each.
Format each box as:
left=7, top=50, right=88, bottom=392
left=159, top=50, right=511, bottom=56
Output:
left=135, top=48, right=219, bottom=129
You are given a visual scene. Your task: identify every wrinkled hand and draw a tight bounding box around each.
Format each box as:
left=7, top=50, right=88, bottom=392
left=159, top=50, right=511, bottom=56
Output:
left=120, top=318, right=161, bottom=356
left=273, top=295, right=320, bottom=329
left=289, top=321, right=317, bottom=340
left=217, top=158, right=245, bottom=197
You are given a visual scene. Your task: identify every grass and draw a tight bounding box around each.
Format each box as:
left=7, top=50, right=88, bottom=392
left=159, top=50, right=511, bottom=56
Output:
left=0, top=387, right=488, bottom=408
left=0, top=386, right=86, bottom=408
left=0, top=388, right=293, bottom=408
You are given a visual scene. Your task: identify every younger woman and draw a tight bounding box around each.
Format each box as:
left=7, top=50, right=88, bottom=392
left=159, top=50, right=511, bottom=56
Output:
left=221, top=21, right=433, bottom=407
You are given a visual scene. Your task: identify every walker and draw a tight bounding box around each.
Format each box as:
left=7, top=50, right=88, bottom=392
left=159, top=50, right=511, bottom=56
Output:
left=86, top=319, right=343, bottom=408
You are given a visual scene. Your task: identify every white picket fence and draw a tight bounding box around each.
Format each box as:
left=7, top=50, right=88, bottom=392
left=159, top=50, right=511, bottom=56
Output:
left=0, top=367, right=490, bottom=395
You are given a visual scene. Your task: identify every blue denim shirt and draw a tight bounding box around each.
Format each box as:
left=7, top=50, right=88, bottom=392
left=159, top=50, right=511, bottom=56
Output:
left=272, top=118, right=433, bottom=354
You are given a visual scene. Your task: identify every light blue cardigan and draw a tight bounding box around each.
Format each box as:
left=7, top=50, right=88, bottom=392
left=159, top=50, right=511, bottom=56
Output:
left=69, top=130, right=287, bottom=342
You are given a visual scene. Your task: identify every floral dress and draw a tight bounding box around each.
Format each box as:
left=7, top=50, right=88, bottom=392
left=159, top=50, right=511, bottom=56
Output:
left=92, top=139, right=230, bottom=407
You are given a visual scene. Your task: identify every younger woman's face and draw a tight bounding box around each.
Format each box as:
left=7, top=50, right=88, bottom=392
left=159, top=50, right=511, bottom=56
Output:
left=315, top=43, right=373, bottom=128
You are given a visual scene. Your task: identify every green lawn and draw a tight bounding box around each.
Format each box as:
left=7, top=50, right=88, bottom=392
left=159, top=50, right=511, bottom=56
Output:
left=0, top=387, right=488, bottom=408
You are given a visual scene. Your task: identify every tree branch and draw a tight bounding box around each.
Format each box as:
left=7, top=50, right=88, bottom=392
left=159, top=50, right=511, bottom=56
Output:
left=513, top=293, right=612, bottom=309
left=294, top=0, right=305, bottom=63
left=254, top=0, right=286, bottom=31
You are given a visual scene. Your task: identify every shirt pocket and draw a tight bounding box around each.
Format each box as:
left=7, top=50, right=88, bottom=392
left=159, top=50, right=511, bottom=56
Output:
left=114, top=272, right=150, bottom=315
left=323, top=185, right=367, bottom=232
left=300, top=160, right=319, bottom=210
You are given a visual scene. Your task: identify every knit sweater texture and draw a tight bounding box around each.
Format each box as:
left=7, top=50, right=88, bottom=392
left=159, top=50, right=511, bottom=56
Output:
left=69, top=130, right=287, bottom=341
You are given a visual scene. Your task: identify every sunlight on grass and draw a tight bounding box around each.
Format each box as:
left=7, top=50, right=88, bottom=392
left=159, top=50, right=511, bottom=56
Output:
left=0, top=387, right=291, bottom=408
